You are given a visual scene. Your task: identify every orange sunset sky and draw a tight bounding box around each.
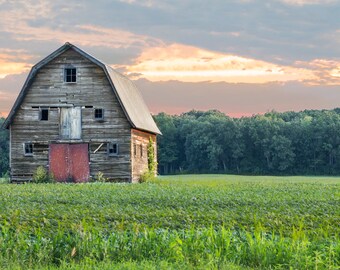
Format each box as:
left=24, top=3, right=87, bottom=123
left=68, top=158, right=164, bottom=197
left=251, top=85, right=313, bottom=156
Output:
left=0, top=0, right=339, bottom=117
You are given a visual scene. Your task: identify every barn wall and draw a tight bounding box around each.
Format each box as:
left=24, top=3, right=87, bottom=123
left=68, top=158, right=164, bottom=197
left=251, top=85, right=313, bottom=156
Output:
left=131, top=129, right=157, bottom=183
left=10, top=48, right=132, bottom=182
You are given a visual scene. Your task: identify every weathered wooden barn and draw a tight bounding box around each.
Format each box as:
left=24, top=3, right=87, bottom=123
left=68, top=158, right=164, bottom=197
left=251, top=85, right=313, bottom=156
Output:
left=2, top=42, right=161, bottom=183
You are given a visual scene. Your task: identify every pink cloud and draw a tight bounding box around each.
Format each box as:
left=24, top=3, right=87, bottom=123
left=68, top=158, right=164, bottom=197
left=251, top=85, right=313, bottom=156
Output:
left=124, top=43, right=339, bottom=85
left=0, top=50, right=32, bottom=78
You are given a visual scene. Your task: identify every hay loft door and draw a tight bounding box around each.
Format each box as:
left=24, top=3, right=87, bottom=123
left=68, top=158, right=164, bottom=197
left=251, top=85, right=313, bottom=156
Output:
left=49, top=144, right=89, bottom=182
left=60, top=107, right=81, bottom=139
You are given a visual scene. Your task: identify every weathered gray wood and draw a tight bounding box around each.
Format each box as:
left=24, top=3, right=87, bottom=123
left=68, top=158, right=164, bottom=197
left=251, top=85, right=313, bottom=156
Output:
left=93, top=143, right=104, bottom=153
left=10, top=48, right=133, bottom=182
left=60, top=107, right=81, bottom=139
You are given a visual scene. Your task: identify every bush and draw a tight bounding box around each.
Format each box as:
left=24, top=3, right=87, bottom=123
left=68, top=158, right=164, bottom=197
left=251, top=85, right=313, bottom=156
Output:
left=32, top=166, right=54, bottom=183
left=94, top=171, right=109, bottom=182
left=139, top=171, right=157, bottom=183
left=0, top=171, right=10, bottom=184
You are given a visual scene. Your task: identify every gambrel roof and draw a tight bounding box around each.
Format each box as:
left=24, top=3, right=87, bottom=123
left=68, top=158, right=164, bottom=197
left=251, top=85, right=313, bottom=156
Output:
left=3, top=42, right=161, bottom=134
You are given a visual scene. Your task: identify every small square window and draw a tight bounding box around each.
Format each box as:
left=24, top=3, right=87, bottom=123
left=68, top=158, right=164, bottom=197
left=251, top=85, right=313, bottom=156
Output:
left=40, top=108, right=49, bottom=121
left=24, top=143, right=33, bottom=156
left=107, top=143, right=118, bottom=156
left=94, top=108, right=104, bottom=120
left=64, top=68, right=76, bottom=83
left=133, top=143, right=137, bottom=156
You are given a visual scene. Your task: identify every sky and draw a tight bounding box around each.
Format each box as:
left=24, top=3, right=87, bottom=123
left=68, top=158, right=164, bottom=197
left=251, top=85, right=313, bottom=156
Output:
left=0, top=0, right=339, bottom=117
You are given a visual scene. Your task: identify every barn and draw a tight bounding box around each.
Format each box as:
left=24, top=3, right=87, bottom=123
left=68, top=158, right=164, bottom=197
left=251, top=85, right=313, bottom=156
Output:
left=2, top=42, right=161, bottom=183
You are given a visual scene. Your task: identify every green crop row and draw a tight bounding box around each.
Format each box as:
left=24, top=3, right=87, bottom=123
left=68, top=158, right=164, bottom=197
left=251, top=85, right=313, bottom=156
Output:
left=0, top=175, right=339, bottom=269
left=0, top=223, right=339, bottom=269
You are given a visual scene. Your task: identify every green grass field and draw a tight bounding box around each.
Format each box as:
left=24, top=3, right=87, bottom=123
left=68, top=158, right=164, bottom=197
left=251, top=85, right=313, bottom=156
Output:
left=0, top=175, right=339, bottom=269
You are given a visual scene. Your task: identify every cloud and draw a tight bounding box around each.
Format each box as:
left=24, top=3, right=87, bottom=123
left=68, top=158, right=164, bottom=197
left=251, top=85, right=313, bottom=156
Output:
left=0, top=49, right=33, bottom=78
left=0, top=0, right=338, bottom=64
left=0, top=72, right=27, bottom=116
left=279, top=0, right=338, bottom=6
left=0, top=22, right=163, bottom=77
left=124, top=43, right=340, bottom=84
left=0, top=0, right=339, bottom=117
left=0, top=0, right=165, bottom=76
left=330, top=67, right=340, bottom=78
left=0, top=61, right=30, bottom=79
left=0, top=0, right=163, bottom=51
left=1, top=21, right=163, bottom=51
left=295, top=59, right=340, bottom=85
left=118, top=0, right=172, bottom=9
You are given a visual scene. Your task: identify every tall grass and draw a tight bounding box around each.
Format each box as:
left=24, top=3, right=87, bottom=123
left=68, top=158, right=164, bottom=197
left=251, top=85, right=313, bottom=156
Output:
left=0, top=222, right=339, bottom=269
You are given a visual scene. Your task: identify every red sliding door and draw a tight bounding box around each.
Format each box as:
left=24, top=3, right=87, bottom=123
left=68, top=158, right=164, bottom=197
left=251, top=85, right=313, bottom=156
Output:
left=49, top=144, right=89, bottom=182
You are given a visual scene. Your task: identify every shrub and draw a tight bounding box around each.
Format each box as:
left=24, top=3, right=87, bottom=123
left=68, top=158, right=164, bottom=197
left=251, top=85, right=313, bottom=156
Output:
left=94, top=171, right=109, bottom=182
left=32, top=166, right=54, bottom=183
left=0, top=171, right=10, bottom=184
left=139, top=171, right=157, bottom=183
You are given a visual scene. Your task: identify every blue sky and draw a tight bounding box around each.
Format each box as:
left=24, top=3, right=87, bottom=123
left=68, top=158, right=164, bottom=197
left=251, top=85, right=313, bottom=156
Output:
left=0, top=0, right=339, bottom=116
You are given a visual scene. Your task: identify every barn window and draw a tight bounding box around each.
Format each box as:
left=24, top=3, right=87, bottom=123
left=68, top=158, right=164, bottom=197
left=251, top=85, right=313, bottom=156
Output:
left=23, top=143, right=33, bottom=156
left=140, top=144, right=143, bottom=158
left=133, top=143, right=137, bottom=156
left=40, top=108, right=49, bottom=121
left=107, top=143, right=118, bottom=156
left=94, top=108, right=104, bottom=120
left=64, top=68, right=77, bottom=83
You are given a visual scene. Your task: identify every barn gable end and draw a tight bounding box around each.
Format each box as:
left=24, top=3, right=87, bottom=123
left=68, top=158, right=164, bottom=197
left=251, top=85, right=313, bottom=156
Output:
left=4, top=43, right=160, bottom=182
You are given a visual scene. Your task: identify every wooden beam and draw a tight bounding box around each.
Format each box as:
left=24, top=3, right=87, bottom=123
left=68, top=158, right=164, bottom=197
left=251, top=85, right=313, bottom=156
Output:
left=93, top=143, right=104, bottom=153
left=23, top=104, right=74, bottom=108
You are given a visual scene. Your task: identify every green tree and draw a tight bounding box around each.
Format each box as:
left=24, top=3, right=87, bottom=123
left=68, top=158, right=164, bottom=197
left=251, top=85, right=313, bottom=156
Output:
left=153, top=109, right=340, bottom=176
left=154, top=113, right=178, bottom=174
left=0, top=118, right=9, bottom=176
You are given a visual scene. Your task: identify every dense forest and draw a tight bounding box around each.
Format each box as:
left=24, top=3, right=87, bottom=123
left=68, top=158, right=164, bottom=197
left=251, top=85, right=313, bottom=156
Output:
left=154, top=109, right=340, bottom=175
left=0, top=108, right=340, bottom=177
left=0, top=118, right=9, bottom=176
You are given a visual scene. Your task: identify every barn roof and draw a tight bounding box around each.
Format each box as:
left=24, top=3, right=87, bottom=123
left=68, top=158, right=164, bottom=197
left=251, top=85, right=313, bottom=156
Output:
left=2, top=42, right=161, bottom=134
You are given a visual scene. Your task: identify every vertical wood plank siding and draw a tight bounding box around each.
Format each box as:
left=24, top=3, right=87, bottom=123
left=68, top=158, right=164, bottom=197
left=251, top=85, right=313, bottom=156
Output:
left=131, top=129, right=157, bottom=183
left=10, top=48, right=132, bottom=182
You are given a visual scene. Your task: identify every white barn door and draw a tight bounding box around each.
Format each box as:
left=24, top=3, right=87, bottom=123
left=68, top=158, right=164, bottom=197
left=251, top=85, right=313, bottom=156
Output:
left=60, top=107, right=82, bottom=139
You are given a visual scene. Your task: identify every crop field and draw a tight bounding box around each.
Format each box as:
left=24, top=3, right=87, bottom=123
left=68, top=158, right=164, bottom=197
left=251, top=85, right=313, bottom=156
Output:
left=0, top=175, right=339, bottom=269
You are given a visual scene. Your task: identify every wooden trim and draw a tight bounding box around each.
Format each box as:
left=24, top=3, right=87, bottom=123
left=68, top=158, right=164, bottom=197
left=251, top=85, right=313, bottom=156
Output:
left=39, top=108, right=49, bottom=121
left=25, top=104, right=74, bottom=108
left=93, top=143, right=104, bottom=153
left=23, top=142, right=34, bottom=157
left=107, top=142, right=119, bottom=156
left=94, top=108, right=105, bottom=121
left=63, top=66, right=77, bottom=83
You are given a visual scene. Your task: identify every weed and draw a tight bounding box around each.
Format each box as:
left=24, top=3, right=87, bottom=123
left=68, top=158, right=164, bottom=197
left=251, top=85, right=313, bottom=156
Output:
left=139, top=171, right=157, bottom=183
left=0, top=171, right=9, bottom=184
left=94, top=172, right=109, bottom=182
left=32, top=166, right=54, bottom=183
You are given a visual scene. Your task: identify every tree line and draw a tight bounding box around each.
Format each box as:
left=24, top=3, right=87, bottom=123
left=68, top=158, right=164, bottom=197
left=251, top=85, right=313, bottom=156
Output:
left=0, top=118, right=9, bottom=177
left=1, top=108, right=340, bottom=177
left=154, top=109, right=340, bottom=175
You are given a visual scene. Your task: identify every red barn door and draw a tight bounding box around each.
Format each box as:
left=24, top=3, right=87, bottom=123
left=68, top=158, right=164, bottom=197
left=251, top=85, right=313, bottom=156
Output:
left=68, top=144, right=90, bottom=182
left=49, top=144, right=69, bottom=181
left=49, top=144, right=89, bottom=182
